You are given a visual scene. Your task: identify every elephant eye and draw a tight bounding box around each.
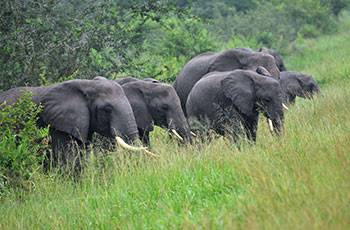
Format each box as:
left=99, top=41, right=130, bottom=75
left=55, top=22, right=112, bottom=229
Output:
left=264, top=98, right=271, bottom=103
left=103, top=105, right=113, bottom=113
left=160, top=104, right=168, bottom=111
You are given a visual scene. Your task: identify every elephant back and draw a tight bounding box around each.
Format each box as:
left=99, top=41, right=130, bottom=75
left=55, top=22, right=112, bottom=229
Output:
left=186, top=72, right=228, bottom=119
left=208, top=49, right=246, bottom=72
left=175, top=48, right=279, bottom=114
left=0, top=86, right=47, bottom=108
left=174, top=52, right=217, bottom=113
left=115, top=77, right=140, bottom=85
left=259, top=47, right=286, bottom=71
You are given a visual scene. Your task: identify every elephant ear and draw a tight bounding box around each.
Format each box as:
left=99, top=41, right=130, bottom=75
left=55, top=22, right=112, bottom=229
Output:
left=123, top=82, right=154, bottom=131
left=286, top=77, right=303, bottom=96
left=295, top=74, right=314, bottom=88
left=40, top=81, right=90, bottom=143
left=209, top=49, right=246, bottom=72
left=221, top=74, right=255, bottom=116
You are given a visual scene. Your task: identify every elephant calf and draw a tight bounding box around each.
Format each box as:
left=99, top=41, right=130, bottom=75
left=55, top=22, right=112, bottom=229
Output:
left=186, top=69, right=284, bottom=142
left=280, top=71, right=320, bottom=105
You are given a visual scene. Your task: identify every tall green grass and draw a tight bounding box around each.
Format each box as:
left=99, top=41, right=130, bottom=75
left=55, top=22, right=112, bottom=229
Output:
left=1, top=17, right=350, bottom=230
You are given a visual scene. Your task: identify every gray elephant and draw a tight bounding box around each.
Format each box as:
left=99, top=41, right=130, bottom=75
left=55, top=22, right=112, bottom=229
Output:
left=259, top=47, right=287, bottom=71
left=0, top=78, right=146, bottom=172
left=174, top=48, right=280, bottom=114
left=117, top=78, right=191, bottom=146
left=280, top=71, right=320, bottom=105
left=186, top=69, right=284, bottom=142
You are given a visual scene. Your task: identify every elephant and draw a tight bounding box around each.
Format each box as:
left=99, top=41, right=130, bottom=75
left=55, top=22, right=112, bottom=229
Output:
left=280, top=71, right=320, bottom=105
left=174, top=48, right=280, bottom=114
left=186, top=69, right=284, bottom=143
left=116, top=78, right=191, bottom=146
left=259, top=47, right=287, bottom=71
left=0, top=78, right=147, bottom=173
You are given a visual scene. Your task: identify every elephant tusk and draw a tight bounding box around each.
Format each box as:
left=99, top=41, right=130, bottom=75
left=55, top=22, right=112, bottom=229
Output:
left=268, top=119, right=274, bottom=132
left=115, top=136, right=158, bottom=158
left=171, top=129, right=184, bottom=141
left=282, top=103, right=289, bottom=111
left=190, top=131, right=197, bottom=137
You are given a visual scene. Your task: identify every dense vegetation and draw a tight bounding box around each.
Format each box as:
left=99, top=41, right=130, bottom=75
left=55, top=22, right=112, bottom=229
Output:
left=0, top=20, right=349, bottom=226
left=1, top=0, right=349, bottom=89
left=0, top=0, right=350, bottom=228
left=0, top=93, right=48, bottom=191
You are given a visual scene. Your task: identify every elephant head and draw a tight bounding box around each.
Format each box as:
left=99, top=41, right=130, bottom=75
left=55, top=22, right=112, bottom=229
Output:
left=222, top=70, right=284, bottom=135
left=209, top=48, right=280, bottom=80
left=259, top=47, right=287, bottom=71
left=186, top=69, right=284, bottom=141
left=280, top=71, right=320, bottom=105
left=121, top=80, right=192, bottom=144
left=40, top=79, right=139, bottom=144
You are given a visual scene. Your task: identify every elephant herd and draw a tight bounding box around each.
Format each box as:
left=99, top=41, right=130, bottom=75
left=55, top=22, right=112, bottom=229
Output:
left=0, top=47, right=320, bottom=173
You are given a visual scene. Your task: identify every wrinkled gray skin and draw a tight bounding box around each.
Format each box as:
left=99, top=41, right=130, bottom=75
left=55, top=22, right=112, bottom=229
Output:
left=186, top=70, right=284, bottom=142
left=174, top=48, right=280, bottom=114
left=259, top=47, right=287, bottom=72
left=117, top=79, right=191, bottom=146
left=0, top=78, right=139, bottom=172
left=280, top=71, right=320, bottom=105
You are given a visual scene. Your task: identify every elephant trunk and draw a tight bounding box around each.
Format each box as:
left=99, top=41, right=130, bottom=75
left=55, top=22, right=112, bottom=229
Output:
left=111, top=117, right=158, bottom=157
left=167, top=116, right=192, bottom=143
left=265, top=102, right=284, bottom=136
left=111, top=113, right=140, bottom=143
left=266, top=115, right=283, bottom=136
left=308, top=85, right=321, bottom=99
left=271, top=117, right=283, bottom=136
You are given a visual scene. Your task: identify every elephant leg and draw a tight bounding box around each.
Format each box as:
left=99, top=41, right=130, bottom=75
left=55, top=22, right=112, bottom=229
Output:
left=228, top=119, right=244, bottom=143
left=243, top=114, right=259, bottom=142
left=48, top=128, right=86, bottom=175
left=288, top=94, right=296, bottom=105
left=215, top=105, right=245, bottom=142
left=187, top=116, right=212, bottom=142
left=138, top=128, right=150, bottom=147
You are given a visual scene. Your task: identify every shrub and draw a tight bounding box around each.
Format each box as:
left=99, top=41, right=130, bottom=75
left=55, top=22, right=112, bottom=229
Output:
left=120, top=16, right=219, bottom=82
left=0, top=92, right=49, bottom=192
left=203, top=0, right=339, bottom=52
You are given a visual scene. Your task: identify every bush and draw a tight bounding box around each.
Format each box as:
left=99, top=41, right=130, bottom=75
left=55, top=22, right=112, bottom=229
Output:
left=0, top=92, right=49, bottom=192
left=201, top=0, right=339, bottom=52
left=0, top=0, right=346, bottom=89
left=0, top=0, right=184, bottom=90
left=120, top=16, right=219, bottom=82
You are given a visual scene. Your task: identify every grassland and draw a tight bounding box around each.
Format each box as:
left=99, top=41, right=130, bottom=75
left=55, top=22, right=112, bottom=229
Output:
left=0, top=17, right=350, bottom=230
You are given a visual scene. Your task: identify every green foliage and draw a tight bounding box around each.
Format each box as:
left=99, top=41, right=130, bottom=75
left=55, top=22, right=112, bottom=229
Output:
left=0, top=93, right=49, bottom=192
left=321, top=0, right=350, bottom=15
left=1, top=0, right=347, bottom=90
left=0, top=0, right=184, bottom=89
left=0, top=16, right=350, bottom=228
left=206, top=0, right=339, bottom=51
left=122, top=16, right=218, bottom=82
